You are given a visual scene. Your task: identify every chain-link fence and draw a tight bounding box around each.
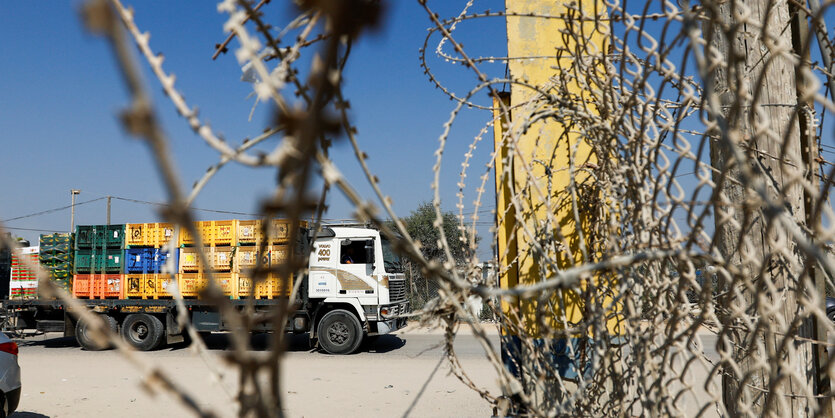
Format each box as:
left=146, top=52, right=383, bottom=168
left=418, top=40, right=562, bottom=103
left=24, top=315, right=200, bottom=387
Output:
left=3, top=0, right=835, bottom=417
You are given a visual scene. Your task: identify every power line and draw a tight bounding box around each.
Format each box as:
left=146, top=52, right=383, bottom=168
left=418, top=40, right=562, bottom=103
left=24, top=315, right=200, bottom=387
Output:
left=109, top=196, right=260, bottom=217
left=2, top=226, right=68, bottom=233
left=1, top=197, right=106, bottom=223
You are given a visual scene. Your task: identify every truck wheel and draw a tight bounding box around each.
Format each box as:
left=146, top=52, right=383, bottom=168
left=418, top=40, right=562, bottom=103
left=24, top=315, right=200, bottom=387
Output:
left=317, top=309, right=363, bottom=355
left=121, top=314, right=165, bottom=351
left=76, top=315, right=118, bottom=351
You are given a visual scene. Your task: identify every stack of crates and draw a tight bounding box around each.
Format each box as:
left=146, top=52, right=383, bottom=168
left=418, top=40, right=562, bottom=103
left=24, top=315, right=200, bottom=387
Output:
left=62, top=220, right=299, bottom=300
left=39, top=233, right=74, bottom=296
left=178, top=220, right=237, bottom=298
left=234, top=219, right=295, bottom=299
left=10, top=247, right=39, bottom=299
left=177, top=219, right=298, bottom=299
left=72, top=225, right=125, bottom=299
left=124, top=223, right=177, bottom=299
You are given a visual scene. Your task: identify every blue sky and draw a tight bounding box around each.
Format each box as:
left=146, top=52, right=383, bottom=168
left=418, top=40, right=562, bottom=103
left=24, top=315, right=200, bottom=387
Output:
left=4, top=1, right=831, bottom=259
left=0, top=1, right=506, bottom=258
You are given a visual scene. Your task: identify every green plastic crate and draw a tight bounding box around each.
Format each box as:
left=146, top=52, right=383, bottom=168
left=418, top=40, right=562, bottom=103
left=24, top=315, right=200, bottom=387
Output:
left=41, top=242, right=71, bottom=254
left=40, top=253, right=72, bottom=264
left=40, top=233, right=73, bottom=249
left=75, top=225, right=125, bottom=249
left=73, top=249, right=124, bottom=273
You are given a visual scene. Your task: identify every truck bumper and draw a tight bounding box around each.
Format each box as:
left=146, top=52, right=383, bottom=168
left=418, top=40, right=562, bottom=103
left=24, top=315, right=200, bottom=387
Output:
left=376, top=319, right=399, bottom=334
left=375, top=316, right=408, bottom=335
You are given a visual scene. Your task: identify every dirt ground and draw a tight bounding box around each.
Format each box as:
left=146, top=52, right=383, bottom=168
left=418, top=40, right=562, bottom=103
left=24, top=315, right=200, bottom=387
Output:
left=11, top=325, right=502, bottom=417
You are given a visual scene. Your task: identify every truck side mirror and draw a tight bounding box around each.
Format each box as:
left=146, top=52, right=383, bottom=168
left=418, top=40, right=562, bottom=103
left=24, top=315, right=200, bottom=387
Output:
left=364, top=241, right=375, bottom=264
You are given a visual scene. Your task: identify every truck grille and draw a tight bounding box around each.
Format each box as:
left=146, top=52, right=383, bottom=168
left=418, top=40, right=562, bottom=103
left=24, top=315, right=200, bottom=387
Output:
left=388, top=279, right=407, bottom=302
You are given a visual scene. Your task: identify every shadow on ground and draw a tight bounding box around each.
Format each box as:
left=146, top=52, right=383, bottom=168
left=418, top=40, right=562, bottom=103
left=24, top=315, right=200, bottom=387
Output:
left=15, top=336, right=77, bottom=349
left=14, top=331, right=407, bottom=354
left=11, top=412, right=50, bottom=417
left=167, top=332, right=407, bottom=354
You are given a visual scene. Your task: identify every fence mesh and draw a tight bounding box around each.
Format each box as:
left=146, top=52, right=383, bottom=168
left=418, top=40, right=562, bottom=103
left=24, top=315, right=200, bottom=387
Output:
left=1, top=0, right=834, bottom=417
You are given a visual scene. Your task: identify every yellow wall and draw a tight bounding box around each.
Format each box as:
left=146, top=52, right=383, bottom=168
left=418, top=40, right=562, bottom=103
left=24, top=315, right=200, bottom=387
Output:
left=496, top=0, right=616, bottom=338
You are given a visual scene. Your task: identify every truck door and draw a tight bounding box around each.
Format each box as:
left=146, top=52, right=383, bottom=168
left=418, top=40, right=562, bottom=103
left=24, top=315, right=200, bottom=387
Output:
left=336, top=238, right=377, bottom=296
left=309, top=238, right=337, bottom=298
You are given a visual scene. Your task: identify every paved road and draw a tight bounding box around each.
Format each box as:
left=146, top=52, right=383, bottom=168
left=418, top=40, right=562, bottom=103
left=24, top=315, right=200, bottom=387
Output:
left=11, top=328, right=502, bottom=417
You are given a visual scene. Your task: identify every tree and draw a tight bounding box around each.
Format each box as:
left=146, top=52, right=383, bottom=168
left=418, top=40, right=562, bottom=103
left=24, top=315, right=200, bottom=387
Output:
left=395, top=201, right=476, bottom=268
left=391, top=202, right=478, bottom=309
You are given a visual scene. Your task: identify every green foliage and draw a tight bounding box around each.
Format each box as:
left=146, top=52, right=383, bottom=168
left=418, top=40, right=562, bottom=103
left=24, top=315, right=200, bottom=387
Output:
left=393, top=201, right=476, bottom=267
left=391, top=202, right=479, bottom=311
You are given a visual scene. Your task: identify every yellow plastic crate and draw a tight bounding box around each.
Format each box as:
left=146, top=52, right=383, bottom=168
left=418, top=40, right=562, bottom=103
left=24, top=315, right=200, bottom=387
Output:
left=234, top=246, right=263, bottom=272
left=178, top=222, right=200, bottom=246
left=177, top=273, right=201, bottom=297
left=236, top=220, right=262, bottom=245
left=211, top=247, right=235, bottom=271
left=179, top=248, right=203, bottom=272
left=126, top=223, right=176, bottom=247
left=267, top=245, right=290, bottom=265
left=200, top=220, right=236, bottom=246
left=267, top=220, right=292, bottom=243
left=210, top=272, right=236, bottom=298
left=176, top=273, right=235, bottom=298
left=125, top=274, right=175, bottom=299
left=236, top=272, right=292, bottom=299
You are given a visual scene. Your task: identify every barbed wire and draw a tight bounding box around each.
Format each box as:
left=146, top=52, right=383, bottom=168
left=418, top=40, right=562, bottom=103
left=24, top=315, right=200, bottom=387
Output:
left=3, top=0, right=835, bottom=417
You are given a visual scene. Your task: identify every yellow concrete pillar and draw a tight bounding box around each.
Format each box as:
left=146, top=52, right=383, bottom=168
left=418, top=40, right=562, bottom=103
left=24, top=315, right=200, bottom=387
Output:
left=494, top=0, right=614, bottom=391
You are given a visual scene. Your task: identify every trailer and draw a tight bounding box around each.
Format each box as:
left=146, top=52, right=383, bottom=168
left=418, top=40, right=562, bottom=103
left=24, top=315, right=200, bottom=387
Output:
left=2, top=224, right=409, bottom=354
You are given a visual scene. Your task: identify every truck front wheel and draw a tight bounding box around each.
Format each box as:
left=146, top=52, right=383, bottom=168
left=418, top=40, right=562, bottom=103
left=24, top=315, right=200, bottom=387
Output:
left=317, top=309, right=363, bottom=355
left=121, top=313, right=165, bottom=351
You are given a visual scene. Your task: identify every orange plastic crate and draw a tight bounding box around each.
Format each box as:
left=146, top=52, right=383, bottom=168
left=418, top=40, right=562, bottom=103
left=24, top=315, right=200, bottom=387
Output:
left=72, top=274, right=123, bottom=299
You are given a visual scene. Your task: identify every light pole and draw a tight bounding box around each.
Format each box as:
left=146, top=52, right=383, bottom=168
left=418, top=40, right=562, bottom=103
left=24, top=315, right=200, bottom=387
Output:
left=70, top=189, right=81, bottom=233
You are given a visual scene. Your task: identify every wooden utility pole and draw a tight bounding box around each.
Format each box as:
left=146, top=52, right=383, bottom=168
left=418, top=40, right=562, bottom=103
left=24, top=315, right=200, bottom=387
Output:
left=790, top=2, right=832, bottom=415
left=706, top=0, right=819, bottom=415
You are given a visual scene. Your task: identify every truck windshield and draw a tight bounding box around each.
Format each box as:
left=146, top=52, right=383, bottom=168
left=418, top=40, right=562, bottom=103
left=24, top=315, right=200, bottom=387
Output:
left=381, top=236, right=404, bottom=273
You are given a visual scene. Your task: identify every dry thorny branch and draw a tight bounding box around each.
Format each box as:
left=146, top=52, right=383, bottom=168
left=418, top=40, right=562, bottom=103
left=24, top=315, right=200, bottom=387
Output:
left=2, top=0, right=835, bottom=416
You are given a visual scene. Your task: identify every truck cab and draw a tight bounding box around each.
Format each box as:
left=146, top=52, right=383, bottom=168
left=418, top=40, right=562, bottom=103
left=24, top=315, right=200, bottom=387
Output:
left=305, top=226, right=408, bottom=354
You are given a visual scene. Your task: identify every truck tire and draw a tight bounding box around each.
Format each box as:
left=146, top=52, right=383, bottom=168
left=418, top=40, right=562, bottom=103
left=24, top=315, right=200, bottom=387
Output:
left=76, top=315, right=118, bottom=351
left=317, top=309, right=363, bottom=355
left=121, top=313, right=165, bottom=351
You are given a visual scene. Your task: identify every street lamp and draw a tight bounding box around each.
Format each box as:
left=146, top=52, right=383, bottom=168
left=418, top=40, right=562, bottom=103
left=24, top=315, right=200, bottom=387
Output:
left=70, top=189, right=81, bottom=232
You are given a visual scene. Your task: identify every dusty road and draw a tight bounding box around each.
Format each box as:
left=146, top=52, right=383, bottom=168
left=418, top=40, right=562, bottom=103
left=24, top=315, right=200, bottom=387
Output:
left=11, top=325, right=503, bottom=417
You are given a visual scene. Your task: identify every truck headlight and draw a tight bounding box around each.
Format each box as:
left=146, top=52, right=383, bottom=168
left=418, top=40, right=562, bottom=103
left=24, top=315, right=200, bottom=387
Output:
left=379, top=306, right=391, bottom=318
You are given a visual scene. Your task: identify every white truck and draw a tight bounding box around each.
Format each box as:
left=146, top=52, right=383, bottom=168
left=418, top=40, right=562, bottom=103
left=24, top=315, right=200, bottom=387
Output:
left=5, top=224, right=410, bottom=355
